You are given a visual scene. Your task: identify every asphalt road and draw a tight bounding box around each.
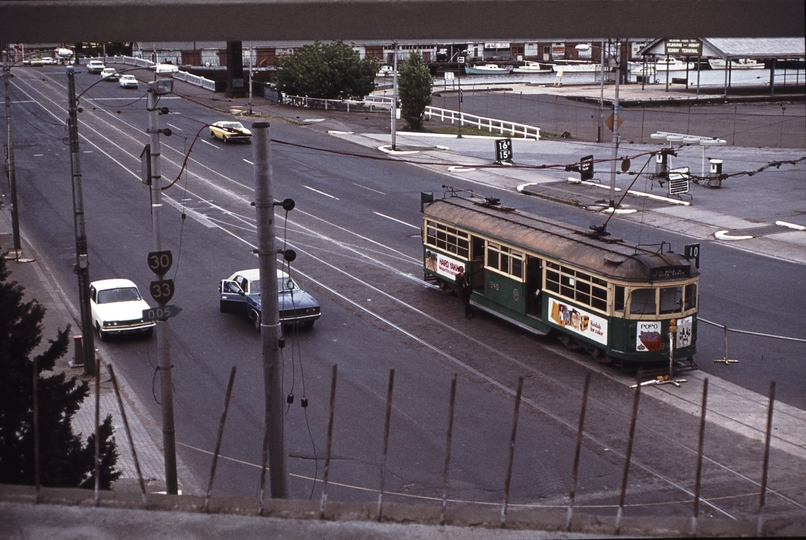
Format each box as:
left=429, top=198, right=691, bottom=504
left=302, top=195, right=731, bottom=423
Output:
left=3, top=65, right=805, bottom=523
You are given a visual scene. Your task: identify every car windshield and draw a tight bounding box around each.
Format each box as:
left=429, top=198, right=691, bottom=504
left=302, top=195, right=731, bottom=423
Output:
left=220, top=122, right=243, bottom=129
left=247, top=277, right=299, bottom=295
left=97, top=287, right=141, bottom=304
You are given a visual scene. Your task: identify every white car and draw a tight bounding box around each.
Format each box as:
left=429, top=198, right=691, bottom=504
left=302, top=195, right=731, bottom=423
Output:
left=86, top=60, right=105, bottom=73
left=101, top=67, right=120, bottom=81
left=155, top=63, right=179, bottom=74
left=90, top=279, right=155, bottom=340
left=119, top=74, right=139, bottom=88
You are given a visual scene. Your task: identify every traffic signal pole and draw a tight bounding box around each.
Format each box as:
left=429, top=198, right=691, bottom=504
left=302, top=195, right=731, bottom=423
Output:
left=253, top=122, right=289, bottom=498
left=147, top=83, right=178, bottom=495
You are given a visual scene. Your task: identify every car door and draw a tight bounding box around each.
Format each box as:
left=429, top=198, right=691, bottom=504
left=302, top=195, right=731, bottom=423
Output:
left=219, top=278, right=248, bottom=314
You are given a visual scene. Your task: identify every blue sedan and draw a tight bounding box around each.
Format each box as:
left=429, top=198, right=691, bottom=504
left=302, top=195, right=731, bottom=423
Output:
left=219, top=268, right=320, bottom=330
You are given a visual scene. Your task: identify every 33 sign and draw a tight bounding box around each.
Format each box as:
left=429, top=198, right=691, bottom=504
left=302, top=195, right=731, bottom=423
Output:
left=148, top=250, right=173, bottom=276
left=150, top=279, right=175, bottom=305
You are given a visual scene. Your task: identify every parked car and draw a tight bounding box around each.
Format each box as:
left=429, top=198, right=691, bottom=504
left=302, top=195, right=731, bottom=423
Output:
left=119, top=74, right=139, bottom=88
left=219, top=269, right=321, bottom=330
left=86, top=60, right=105, bottom=73
left=101, top=67, right=120, bottom=81
left=209, top=121, right=252, bottom=143
left=90, top=279, right=155, bottom=340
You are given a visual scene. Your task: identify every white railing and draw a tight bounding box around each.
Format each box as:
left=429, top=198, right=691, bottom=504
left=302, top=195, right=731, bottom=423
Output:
left=424, top=106, right=540, bottom=140
left=102, top=56, right=216, bottom=91
left=281, top=94, right=385, bottom=112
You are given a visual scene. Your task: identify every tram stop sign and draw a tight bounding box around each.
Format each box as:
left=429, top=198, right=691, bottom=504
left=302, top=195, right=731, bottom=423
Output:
left=495, top=138, right=513, bottom=163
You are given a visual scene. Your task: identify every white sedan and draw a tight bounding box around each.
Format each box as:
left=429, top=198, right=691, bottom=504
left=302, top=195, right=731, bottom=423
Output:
left=119, top=74, right=139, bottom=88
left=90, top=279, right=155, bottom=341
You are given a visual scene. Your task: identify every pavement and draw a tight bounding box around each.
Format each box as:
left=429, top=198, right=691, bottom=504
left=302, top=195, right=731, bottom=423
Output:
left=1, top=71, right=805, bottom=538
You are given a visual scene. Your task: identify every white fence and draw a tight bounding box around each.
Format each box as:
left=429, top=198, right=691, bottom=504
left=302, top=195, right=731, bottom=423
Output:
left=282, top=94, right=387, bottom=112
left=98, top=56, right=217, bottom=91
left=425, top=106, right=540, bottom=140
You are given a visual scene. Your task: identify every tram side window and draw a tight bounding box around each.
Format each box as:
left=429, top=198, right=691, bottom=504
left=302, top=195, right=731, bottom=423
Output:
left=615, top=286, right=625, bottom=312
left=486, top=242, right=524, bottom=280
left=425, top=220, right=469, bottom=258
left=630, top=288, right=656, bottom=315
left=545, top=262, right=609, bottom=313
left=685, top=283, right=697, bottom=310
left=660, top=286, right=683, bottom=314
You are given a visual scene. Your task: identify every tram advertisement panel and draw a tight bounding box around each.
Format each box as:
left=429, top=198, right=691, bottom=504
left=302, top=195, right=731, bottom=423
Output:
left=676, top=316, right=693, bottom=348
left=548, top=297, right=607, bottom=346
left=636, top=321, right=662, bottom=352
left=426, top=251, right=464, bottom=281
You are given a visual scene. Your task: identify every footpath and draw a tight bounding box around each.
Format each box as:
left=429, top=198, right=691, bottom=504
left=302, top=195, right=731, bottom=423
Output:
left=1, top=74, right=805, bottom=538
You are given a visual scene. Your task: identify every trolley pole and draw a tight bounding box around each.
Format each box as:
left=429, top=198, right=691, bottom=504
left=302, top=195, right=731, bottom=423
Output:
left=3, top=49, right=22, bottom=258
left=253, top=122, right=289, bottom=498
left=66, top=66, right=96, bottom=375
left=147, top=82, right=178, bottom=495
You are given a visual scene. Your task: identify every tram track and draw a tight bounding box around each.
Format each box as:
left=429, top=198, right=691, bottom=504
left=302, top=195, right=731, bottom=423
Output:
left=10, top=67, right=805, bottom=520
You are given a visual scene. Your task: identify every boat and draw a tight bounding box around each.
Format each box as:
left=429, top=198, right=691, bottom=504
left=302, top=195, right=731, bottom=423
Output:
left=708, top=58, right=765, bottom=70
left=464, top=64, right=513, bottom=75
left=551, top=60, right=605, bottom=73
left=512, top=61, right=552, bottom=73
left=631, top=57, right=695, bottom=75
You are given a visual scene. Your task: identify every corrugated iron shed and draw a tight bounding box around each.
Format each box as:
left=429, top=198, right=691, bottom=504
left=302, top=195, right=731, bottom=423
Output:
left=638, top=37, right=805, bottom=59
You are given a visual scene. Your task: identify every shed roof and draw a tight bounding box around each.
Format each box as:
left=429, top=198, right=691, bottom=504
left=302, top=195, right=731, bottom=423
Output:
left=638, top=37, right=805, bottom=58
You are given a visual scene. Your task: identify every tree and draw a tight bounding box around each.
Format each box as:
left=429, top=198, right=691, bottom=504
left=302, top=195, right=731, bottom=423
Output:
left=398, top=53, right=433, bottom=131
left=0, top=254, right=120, bottom=489
left=275, top=41, right=378, bottom=100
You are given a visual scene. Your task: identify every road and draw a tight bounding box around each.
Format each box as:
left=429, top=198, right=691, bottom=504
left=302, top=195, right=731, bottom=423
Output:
left=3, top=65, right=805, bottom=522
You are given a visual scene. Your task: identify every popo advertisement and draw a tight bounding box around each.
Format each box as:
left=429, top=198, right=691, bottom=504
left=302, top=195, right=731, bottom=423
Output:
left=548, top=297, right=608, bottom=346
left=636, top=321, right=662, bottom=352
left=425, top=250, right=464, bottom=281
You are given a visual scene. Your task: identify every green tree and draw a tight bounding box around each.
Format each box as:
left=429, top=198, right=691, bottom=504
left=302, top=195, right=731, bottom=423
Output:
left=0, top=254, right=120, bottom=489
left=275, top=41, right=378, bottom=100
left=398, top=53, right=433, bottom=131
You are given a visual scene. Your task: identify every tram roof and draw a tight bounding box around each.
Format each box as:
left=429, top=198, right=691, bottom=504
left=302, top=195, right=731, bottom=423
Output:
left=424, top=196, right=698, bottom=282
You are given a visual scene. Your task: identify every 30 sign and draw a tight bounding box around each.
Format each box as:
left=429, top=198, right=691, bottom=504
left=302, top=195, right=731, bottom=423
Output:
left=148, top=250, right=173, bottom=276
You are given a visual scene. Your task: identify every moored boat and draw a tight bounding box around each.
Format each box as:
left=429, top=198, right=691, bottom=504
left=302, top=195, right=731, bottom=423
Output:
left=708, top=58, right=765, bottom=70
left=464, top=64, right=513, bottom=75
left=631, top=57, right=695, bottom=75
left=551, top=60, right=604, bottom=73
left=512, top=61, right=552, bottom=73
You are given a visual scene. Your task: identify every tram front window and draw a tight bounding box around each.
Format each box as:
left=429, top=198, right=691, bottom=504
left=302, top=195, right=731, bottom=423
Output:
left=660, top=286, right=683, bottom=314
left=630, top=288, right=656, bottom=315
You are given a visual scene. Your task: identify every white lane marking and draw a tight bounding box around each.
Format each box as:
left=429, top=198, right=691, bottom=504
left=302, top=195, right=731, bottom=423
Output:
left=351, top=182, right=386, bottom=195
left=167, top=123, right=183, bottom=131
left=776, top=220, right=806, bottom=231
left=715, top=230, right=754, bottom=241
left=303, top=185, right=339, bottom=200
left=374, top=212, right=420, bottom=230
left=201, top=139, right=219, bottom=149
left=243, top=158, right=253, bottom=165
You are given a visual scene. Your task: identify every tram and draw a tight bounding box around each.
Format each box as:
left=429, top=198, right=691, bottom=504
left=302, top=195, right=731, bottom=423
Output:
left=421, top=191, right=699, bottom=366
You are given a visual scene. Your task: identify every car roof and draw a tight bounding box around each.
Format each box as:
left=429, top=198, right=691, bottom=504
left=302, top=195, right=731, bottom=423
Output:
left=230, top=268, right=289, bottom=281
left=91, top=278, right=139, bottom=291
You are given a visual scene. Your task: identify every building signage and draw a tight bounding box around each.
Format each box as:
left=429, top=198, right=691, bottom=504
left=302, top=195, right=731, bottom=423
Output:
left=664, top=39, right=702, bottom=56
left=425, top=250, right=465, bottom=281
left=548, top=298, right=608, bottom=346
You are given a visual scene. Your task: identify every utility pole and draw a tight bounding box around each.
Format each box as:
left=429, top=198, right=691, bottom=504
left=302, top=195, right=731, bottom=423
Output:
left=147, top=80, right=178, bottom=495
left=66, top=66, right=96, bottom=375
left=608, top=40, right=621, bottom=210
left=253, top=122, right=289, bottom=498
left=3, top=48, right=21, bottom=258
left=391, top=42, right=398, bottom=151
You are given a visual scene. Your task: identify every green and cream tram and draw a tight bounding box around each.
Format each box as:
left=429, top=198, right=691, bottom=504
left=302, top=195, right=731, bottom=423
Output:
left=421, top=192, right=699, bottom=366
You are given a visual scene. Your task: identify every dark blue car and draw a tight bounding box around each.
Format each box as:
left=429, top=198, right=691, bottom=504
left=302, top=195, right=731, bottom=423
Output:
left=219, top=268, right=321, bottom=330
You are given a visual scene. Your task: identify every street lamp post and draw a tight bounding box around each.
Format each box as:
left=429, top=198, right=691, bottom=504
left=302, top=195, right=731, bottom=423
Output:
left=608, top=40, right=621, bottom=210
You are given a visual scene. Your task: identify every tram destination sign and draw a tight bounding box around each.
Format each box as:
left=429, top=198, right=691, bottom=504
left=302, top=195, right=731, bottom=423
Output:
left=650, top=266, right=690, bottom=279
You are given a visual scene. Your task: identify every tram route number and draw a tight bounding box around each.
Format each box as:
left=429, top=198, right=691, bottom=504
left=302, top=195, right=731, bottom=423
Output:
left=142, top=305, right=182, bottom=322
left=150, top=279, right=175, bottom=305
left=147, top=250, right=173, bottom=276
left=684, top=243, right=700, bottom=268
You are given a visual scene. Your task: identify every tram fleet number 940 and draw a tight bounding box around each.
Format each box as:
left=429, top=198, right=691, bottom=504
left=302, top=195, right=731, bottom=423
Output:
left=420, top=191, right=699, bottom=367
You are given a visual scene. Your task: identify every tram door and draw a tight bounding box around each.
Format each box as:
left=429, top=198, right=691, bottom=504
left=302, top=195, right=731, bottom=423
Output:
left=471, top=236, right=485, bottom=289
left=526, top=256, right=543, bottom=318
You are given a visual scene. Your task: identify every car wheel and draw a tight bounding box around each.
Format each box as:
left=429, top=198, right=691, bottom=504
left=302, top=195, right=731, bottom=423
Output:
left=223, top=135, right=229, bottom=143
left=251, top=309, right=261, bottom=331
left=96, top=322, right=108, bottom=342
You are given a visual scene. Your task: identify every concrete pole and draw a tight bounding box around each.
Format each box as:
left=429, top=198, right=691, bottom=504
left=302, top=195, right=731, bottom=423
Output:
left=66, top=66, right=96, bottom=376
left=253, top=122, right=289, bottom=498
left=608, top=40, right=621, bottom=209
left=3, top=49, right=21, bottom=256
left=147, top=86, right=178, bottom=495
left=391, top=43, right=397, bottom=151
